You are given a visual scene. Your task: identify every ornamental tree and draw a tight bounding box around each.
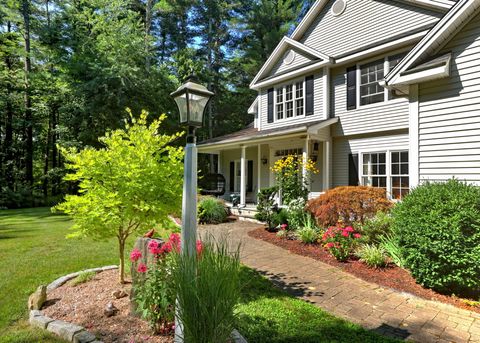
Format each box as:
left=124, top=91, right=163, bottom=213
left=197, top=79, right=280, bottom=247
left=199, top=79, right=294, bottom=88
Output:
left=54, top=110, right=184, bottom=283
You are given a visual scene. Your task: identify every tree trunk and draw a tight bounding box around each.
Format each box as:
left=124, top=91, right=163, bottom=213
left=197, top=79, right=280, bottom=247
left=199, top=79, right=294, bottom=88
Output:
left=22, top=0, right=34, bottom=187
left=118, top=235, right=126, bottom=284
left=43, top=114, right=51, bottom=198
left=4, top=21, right=15, bottom=190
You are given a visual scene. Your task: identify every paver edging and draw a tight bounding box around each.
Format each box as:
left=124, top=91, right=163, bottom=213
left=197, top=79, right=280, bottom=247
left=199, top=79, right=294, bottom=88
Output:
left=29, top=265, right=248, bottom=343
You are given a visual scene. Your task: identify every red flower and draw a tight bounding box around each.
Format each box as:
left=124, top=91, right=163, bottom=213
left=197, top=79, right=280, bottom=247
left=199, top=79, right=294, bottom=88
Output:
left=341, top=231, right=349, bottom=237
left=160, top=241, right=172, bottom=254
left=137, top=263, right=147, bottom=273
left=344, top=226, right=354, bottom=233
left=148, top=240, right=162, bottom=255
left=169, top=233, right=181, bottom=251
left=196, top=240, right=203, bottom=254
left=130, top=248, right=142, bottom=262
left=353, top=233, right=362, bottom=239
left=325, top=242, right=334, bottom=249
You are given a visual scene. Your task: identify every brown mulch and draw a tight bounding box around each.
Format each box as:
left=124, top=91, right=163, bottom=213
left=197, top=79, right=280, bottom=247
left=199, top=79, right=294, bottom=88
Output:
left=42, top=269, right=173, bottom=343
left=248, top=227, right=480, bottom=314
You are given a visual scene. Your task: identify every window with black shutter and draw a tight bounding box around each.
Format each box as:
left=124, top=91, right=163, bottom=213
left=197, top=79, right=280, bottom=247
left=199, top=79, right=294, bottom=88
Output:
left=267, top=88, right=274, bottom=123
left=229, top=161, right=235, bottom=192
left=348, top=154, right=359, bottom=186
left=305, top=75, right=314, bottom=116
left=346, top=66, right=357, bottom=110
left=247, top=160, right=253, bottom=192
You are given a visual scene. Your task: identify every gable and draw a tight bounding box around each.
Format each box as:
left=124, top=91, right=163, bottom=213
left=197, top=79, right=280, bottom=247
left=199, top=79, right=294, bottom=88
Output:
left=267, top=48, right=317, bottom=78
left=298, top=0, right=444, bottom=58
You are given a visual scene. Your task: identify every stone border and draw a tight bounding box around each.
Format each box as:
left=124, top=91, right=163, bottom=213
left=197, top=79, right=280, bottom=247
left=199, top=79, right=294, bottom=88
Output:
left=29, top=265, right=248, bottom=343
left=29, top=265, right=118, bottom=343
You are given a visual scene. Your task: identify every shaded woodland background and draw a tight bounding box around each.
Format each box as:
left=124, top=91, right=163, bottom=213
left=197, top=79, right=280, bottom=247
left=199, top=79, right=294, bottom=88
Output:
left=0, top=0, right=312, bottom=208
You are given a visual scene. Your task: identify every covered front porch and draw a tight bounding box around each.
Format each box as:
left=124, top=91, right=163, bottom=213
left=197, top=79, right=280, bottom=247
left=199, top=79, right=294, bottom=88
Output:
left=198, top=118, right=337, bottom=207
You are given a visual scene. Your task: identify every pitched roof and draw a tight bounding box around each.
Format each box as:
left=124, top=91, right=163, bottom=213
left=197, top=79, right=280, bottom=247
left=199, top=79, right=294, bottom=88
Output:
left=385, top=0, right=480, bottom=86
left=198, top=118, right=338, bottom=149
left=250, top=37, right=332, bottom=88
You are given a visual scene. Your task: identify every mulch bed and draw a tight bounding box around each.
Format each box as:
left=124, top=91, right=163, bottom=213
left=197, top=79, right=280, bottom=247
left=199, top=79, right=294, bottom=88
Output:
left=43, top=269, right=173, bottom=343
left=249, top=227, right=480, bottom=314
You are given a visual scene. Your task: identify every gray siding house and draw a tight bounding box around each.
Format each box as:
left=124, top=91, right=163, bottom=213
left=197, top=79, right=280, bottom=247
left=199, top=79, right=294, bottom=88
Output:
left=198, top=0, right=480, bottom=208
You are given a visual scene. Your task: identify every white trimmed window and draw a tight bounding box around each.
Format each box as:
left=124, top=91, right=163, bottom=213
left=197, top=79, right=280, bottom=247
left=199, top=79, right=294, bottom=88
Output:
left=360, top=59, right=385, bottom=106
left=275, top=79, right=305, bottom=121
left=360, top=150, right=409, bottom=200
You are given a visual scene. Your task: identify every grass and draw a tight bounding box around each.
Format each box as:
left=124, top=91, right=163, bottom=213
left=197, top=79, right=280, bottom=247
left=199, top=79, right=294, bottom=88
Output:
left=0, top=208, right=399, bottom=343
left=237, top=267, right=400, bottom=343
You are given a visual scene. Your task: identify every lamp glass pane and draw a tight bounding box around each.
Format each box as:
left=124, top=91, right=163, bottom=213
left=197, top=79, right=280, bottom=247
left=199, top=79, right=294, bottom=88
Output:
left=174, top=95, right=188, bottom=123
left=188, top=93, right=209, bottom=124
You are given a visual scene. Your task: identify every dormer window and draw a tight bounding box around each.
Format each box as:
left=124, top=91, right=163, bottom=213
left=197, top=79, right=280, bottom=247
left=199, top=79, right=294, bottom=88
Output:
left=275, top=79, right=306, bottom=121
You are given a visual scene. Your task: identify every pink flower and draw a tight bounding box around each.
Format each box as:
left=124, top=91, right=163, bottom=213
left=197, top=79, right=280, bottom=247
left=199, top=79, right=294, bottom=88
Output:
left=344, top=226, right=354, bottom=233
left=130, top=248, right=142, bottom=262
left=353, top=233, right=362, bottom=239
left=137, top=263, right=147, bottom=273
left=148, top=240, right=162, bottom=255
left=160, top=241, right=172, bottom=254
left=280, top=224, right=288, bottom=230
left=196, top=240, right=203, bottom=254
left=325, top=242, right=334, bottom=249
left=341, top=231, right=349, bottom=237
left=169, top=233, right=181, bottom=251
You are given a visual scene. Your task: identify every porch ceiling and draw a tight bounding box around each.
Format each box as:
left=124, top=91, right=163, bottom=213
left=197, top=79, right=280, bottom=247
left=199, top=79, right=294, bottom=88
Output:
left=197, top=118, right=338, bottom=153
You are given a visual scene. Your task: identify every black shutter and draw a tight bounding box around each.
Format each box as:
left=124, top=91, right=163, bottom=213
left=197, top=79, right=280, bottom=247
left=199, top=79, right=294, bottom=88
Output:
left=346, top=66, right=357, bottom=110
left=247, top=160, right=254, bottom=192
left=229, top=161, right=235, bottom=192
left=305, top=75, right=314, bottom=116
left=267, top=88, right=274, bottom=123
left=348, top=154, right=359, bottom=186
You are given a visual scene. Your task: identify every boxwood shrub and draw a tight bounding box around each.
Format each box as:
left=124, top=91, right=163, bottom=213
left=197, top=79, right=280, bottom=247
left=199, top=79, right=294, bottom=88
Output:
left=392, top=179, right=480, bottom=297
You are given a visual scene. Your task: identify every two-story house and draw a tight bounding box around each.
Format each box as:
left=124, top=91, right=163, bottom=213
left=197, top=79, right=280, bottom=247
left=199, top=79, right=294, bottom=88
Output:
left=198, top=0, right=480, bottom=209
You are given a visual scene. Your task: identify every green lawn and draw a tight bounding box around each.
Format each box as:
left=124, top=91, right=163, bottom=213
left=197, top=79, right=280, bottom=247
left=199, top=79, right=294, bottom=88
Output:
left=0, top=208, right=398, bottom=343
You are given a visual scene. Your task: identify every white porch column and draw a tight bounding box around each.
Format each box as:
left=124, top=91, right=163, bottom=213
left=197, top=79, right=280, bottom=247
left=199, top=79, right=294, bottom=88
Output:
left=257, top=144, right=262, bottom=192
left=302, top=137, right=310, bottom=187
left=240, top=145, right=246, bottom=207
left=322, top=139, right=332, bottom=191
left=217, top=152, right=222, bottom=174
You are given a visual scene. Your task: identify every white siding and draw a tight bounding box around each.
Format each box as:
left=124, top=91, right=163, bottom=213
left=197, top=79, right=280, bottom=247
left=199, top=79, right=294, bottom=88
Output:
left=331, top=62, right=410, bottom=137
left=268, top=49, right=314, bottom=78
left=259, top=70, right=325, bottom=131
left=300, top=0, right=442, bottom=58
left=332, top=132, right=409, bottom=187
left=418, top=12, right=480, bottom=185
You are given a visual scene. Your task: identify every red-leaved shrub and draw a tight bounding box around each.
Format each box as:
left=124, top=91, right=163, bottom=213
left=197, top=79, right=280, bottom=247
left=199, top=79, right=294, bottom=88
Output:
left=306, top=186, right=392, bottom=228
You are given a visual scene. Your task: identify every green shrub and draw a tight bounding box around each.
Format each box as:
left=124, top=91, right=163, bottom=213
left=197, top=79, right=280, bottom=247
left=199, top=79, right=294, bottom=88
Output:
left=286, top=198, right=306, bottom=231
left=71, top=271, right=96, bottom=286
left=297, top=227, right=318, bottom=244
left=393, top=179, right=480, bottom=296
left=198, top=197, right=227, bottom=224
left=171, top=236, right=241, bottom=343
left=272, top=208, right=289, bottom=227
left=379, top=234, right=405, bottom=268
left=359, top=211, right=393, bottom=244
left=255, top=187, right=278, bottom=229
left=356, top=244, right=387, bottom=268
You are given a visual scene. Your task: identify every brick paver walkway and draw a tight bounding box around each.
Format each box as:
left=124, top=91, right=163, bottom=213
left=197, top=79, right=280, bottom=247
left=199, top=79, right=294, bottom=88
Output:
left=201, top=221, right=480, bottom=343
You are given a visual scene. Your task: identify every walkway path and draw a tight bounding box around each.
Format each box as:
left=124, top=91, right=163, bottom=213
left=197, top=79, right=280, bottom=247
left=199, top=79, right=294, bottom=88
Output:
left=201, top=221, right=480, bottom=343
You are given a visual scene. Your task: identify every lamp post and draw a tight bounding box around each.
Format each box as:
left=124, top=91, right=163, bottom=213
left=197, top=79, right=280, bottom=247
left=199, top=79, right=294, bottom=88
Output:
left=171, top=75, right=213, bottom=342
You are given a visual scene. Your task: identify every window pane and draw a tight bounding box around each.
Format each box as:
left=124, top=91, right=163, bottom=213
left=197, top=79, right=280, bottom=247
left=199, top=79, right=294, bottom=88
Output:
left=379, top=153, right=386, bottom=163
left=296, top=99, right=304, bottom=116
left=401, top=163, right=408, bottom=175
left=392, top=152, right=399, bottom=163
left=379, top=164, right=386, bottom=175
left=392, top=164, right=399, bottom=175
left=401, top=151, right=409, bottom=163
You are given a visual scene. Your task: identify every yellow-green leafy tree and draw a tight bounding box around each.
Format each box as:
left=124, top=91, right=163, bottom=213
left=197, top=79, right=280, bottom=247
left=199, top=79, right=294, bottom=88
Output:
left=54, top=110, right=184, bottom=283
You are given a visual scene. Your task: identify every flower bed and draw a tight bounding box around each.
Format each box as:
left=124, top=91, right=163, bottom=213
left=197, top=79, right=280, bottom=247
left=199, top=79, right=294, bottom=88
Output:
left=248, top=227, right=480, bottom=314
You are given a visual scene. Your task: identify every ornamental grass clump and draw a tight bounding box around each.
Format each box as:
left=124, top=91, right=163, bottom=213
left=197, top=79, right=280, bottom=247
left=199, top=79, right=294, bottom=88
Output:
left=171, top=236, right=241, bottom=343
left=198, top=197, right=227, bottom=224
left=356, top=244, right=388, bottom=268
left=322, top=225, right=362, bottom=261
left=392, top=179, right=480, bottom=297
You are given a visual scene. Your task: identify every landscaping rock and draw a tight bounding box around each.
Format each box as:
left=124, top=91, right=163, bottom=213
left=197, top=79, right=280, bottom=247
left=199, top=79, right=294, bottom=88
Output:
left=73, top=330, right=97, bottom=343
left=29, top=313, right=54, bottom=329
left=47, top=320, right=84, bottom=341
left=29, top=309, right=42, bottom=319
left=104, top=302, right=118, bottom=317
left=28, top=285, right=47, bottom=310
left=111, top=290, right=128, bottom=299
left=101, top=265, right=117, bottom=271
